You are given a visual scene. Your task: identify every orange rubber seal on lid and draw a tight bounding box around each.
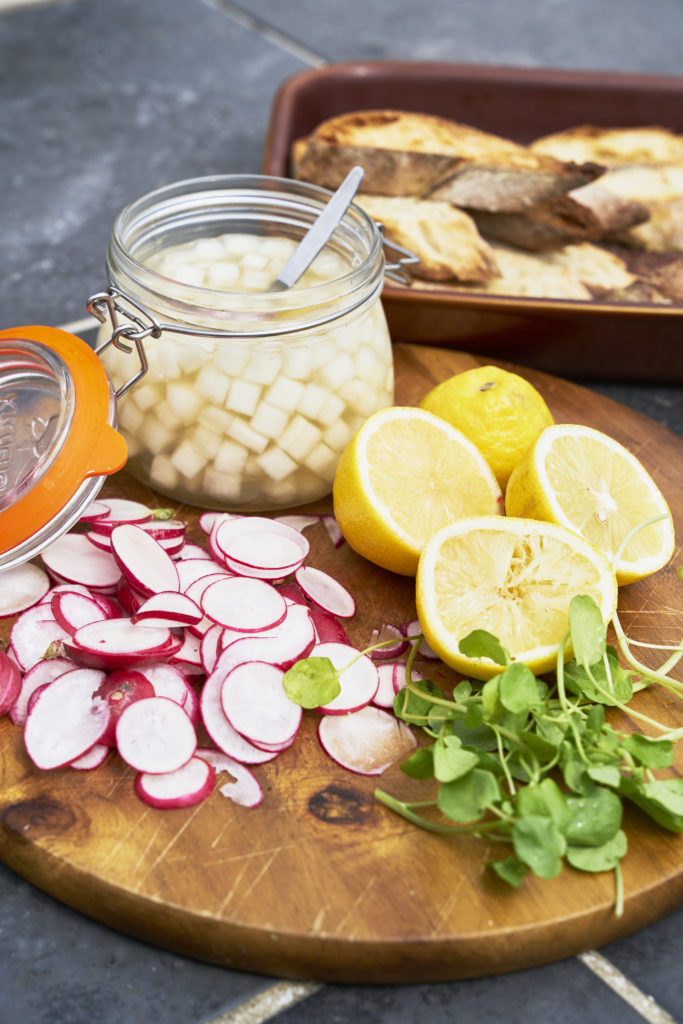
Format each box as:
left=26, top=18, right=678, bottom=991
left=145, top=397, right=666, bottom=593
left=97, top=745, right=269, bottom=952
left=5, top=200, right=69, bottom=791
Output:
left=0, top=325, right=128, bottom=553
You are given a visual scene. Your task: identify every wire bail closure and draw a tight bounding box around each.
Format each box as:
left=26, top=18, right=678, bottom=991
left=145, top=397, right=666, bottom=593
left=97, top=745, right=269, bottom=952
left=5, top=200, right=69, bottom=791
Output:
left=87, top=288, right=156, bottom=398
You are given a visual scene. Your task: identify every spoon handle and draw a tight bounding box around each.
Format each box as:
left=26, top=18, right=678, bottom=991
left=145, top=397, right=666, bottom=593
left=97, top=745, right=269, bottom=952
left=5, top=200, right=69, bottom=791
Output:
left=268, top=166, right=365, bottom=292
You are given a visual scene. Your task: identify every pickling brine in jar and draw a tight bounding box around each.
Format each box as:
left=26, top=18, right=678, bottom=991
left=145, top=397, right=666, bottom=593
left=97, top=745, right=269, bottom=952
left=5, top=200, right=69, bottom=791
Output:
left=95, top=175, right=394, bottom=512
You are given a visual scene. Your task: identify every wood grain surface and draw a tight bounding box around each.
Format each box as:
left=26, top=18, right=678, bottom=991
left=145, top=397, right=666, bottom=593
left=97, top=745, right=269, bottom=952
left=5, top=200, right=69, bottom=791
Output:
left=0, top=344, right=681, bottom=984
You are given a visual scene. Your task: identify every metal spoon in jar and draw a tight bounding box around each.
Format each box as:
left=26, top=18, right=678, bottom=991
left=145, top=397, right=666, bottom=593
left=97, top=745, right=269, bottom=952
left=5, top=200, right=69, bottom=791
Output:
left=267, top=165, right=365, bottom=292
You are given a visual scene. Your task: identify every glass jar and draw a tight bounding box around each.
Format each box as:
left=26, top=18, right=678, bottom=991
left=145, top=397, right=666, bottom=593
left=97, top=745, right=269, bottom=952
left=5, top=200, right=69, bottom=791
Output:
left=93, top=174, right=394, bottom=512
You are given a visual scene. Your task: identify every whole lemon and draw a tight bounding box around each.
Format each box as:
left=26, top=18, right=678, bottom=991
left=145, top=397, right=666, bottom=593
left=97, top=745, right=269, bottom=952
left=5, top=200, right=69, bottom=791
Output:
left=419, top=364, right=554, bottom=490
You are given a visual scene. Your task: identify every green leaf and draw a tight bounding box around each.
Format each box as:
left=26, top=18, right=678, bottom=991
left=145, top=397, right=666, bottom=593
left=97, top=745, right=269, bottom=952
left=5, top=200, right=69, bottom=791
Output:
left=587, top=764, right=622, bottom=788
left=512, top=815, right=566, bottom=879
left=393, top=677, right=443, bottom=724
left=450, top=716, right=498, bottom=752
left=459, top=630, right=510, bottom=666
left=437, top=768, right=500, bottom=823
left=433, top=736, right=480, bottom=783
left=567, top=830, right=628, bottom=873
left=519, top=730, right=560, bottom=763
left=464, top=702, right=484, bottom=729
left=482, top=676, right=504, bottom=723
left=400, top=747, right=434, bottom=780
left=620, top=776, right=683, bottom=832
left=453, top=680, right=473, bottom=700
left=498, top=662, right=540, bottom=714
left=622, top=733, right=674, bottom=770
left=282, top=656, right=340, bottom=708
left=569, top=594, right=606, bottom=669
left=564, top=648, right=633, bottom=706
left=515, top=778, right=571, bottom=831
left=489, top=856, right=527, bottom=888
left=565, top=787, right=622, bottom=847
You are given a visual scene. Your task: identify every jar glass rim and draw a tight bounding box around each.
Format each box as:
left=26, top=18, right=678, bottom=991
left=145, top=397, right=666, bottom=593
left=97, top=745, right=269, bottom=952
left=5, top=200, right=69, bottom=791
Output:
left=107, top=174, right=385, bottom=320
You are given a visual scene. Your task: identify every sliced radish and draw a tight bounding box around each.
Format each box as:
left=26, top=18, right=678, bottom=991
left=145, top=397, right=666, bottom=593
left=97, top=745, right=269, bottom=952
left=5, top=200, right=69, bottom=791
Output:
left=274, top=514, right=319, bottom=533
left=78, top=499, right=111, bottom=523
left=65, top=618, right=182, bottom=670
left=85, top=530, right=114, bottom=552
left=392, top=663, right=426, bottom=694
left=200, top=622, right=225, bottom=674
left=309, top=607, right=351, bottom=645
left=10, top=605, right=71, bottom=671
left=134, top=519, right=186, bottom=541
left=313, top=642, right=379, bottom=715
left=294, top=565, right=356, bottom=619
left=10, top=657, right=75, bottom=725
left=322, top=514, right=344, bottom=548
left=176, top=542, right=212, bottom=561
left=200, top=668, right=277, bottom=764
left=115, top=696, right=196, bottom=774
left=24, top=668, right=109, bottom=770
left=368, top=622, right=409, bottom=661
left=134, top=755, right=215, bottom=809
left=276, top=580, right=309, bottom=605
left=87, top=497, right=153, bottom=533
left=374, top=662, right=401, bottom=708
left=169, top=631, right=204, bottom=674
left=95, top=669, right=156, bottom=746
left=133, top=591, right=202, bottom=627
left=200, top=575, right=287, bottom=633
left=110, top=524, right=180, bottom=597
left=220, top=661, right=301, bottom=749
left=404, top=619, right=439, bottom=659
left=0, top=562, right=50, bottom=618
left=0, top=649, right=22, bottom=715
left=198, top=747, right=263, bottom=807
left=51, top=590, right=109, bottom=634
left=216, top=603, right=316, bottom=674
left=41, top=532, right=122, bottom=590
left=213, top=516, right=309, bottom=578
left=116, top=577, right=144, bottom=615
left=318, top=706, right=416, bottom=775
left=140, top=662, right=193, bottom=705
left=70, top=743, right=110, bottom=770
left=198, top=511, right=235, bottom=535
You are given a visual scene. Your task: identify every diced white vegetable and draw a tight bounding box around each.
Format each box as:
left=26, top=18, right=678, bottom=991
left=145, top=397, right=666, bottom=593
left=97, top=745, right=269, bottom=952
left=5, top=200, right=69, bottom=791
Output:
left=225, top=378, right=261, bottom=417
left=318, top=352, right=355, bottom=389
left=256, top=446, right=298, bottom=482
left=206, top=261, right=240, bottom=289
left=166, top=381, right=205, bottom=424
left=315, top=392, right=346, bottom=428
left=278, top=414, right=321, bottom=462
left=250, top=400, right=290, bottom=441
left=226, top=417, right=268, bottom=454
left=170, top=439, right=208, bottom=480
left=265, top=375, right=305, bottom=413
left=150, top=454, right=180, bottom=491
left=194, top=364, right=231, bottom=405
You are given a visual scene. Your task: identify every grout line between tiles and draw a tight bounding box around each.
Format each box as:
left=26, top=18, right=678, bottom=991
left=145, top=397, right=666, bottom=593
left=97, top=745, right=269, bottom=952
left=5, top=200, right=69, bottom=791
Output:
left=579, top=950, right=678, bottom=1024
left=197, top=0, right=329, bottom=68
left=201, top=981, right=323, bottom=1024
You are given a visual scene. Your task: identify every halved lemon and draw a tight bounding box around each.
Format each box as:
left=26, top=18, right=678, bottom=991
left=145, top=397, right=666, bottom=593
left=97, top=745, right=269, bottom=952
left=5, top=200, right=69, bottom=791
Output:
left=505, top=424, right=676, bottom=585
left=332, top=406, right=503, bottom=576
left=416, top=515, right=618, bottom=680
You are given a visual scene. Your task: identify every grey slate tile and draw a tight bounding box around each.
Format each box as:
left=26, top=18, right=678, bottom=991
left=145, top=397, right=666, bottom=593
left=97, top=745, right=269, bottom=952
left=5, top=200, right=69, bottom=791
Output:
left=231, top=0, right=683, bottom=73
left=0, top=0, right=306, bottom=329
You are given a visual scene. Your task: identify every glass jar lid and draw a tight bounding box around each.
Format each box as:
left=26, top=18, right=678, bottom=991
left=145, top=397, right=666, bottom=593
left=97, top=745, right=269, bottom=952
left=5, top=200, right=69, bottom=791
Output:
left=0, top=326, right=128, bottom=570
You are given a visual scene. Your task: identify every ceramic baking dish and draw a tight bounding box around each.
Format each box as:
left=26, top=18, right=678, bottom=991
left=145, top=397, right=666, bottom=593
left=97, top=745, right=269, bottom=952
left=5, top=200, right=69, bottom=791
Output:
left=263, top=61, right=683, bottom=383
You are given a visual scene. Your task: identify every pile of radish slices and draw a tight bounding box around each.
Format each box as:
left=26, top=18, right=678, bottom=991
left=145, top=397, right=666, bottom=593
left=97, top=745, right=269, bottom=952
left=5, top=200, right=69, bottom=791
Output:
left=0, top=499, right=420, bottom=811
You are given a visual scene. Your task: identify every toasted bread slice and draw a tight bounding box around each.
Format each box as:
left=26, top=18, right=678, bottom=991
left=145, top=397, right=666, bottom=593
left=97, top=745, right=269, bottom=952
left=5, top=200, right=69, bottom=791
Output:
left=469, top=194, right=605, bottom=251
left=355, top=194, right=499, bottom=282
left=294, top=109, right=602, bottom=212
left=531, top=125, right=683, bottom=167
left=609, top=197, right=683, bottom=253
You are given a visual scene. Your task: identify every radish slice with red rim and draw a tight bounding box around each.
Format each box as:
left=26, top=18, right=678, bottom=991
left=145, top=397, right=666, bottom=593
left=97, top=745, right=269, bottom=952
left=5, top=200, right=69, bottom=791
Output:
left=220, top=661, right=301, bottom=749
left=318, top=705, right=416, bottom=775
left=0, top=563, right=50, bottom=618
left=309, top=607, right=351, bottom=645
left=213, top=516, right=309, bottom=576
left=274, top=514, right=319, bottom=533
left=0, top=649, right=22, bottom=716
left=197, top=747, right=263, bottom=808
left=78, top=499, right=110, bottom=523
left=392, top=663, right=426, bottom=694
left=322, top=514, right=344, bottom=548
left=51, top=590, right=109, bottom=634
left=65, top=618, right=182, bottom=670
left=200, top=575, right=287, bottom=633
left=70, top=743, right=110, bottom=770
left=10, top=657, right=75, bottom=725
left=41, top=532, right=122, bottom=591
left=198, top=511, right=235, bottom=535
left=10, top=605, right=71, bottom=671
left=140, top=662, right=193, bottom=705
left=169, top=631, right=204, bottom=674
left=134, top=755, right=215, bottom=809
left=403, top=619, right=439, bottom=659
left=87, top=498, right=153, bottom=534
left=312, top=641, right=379, bottom=715
left=176, top=543, right=213, bottom=561
left=368, top=623, right=409, bottom=661
left=133, top=591, right=202, bottom=627
left=200, top=668, right=277, bottom=764
left=200, top=623, right=225, bottom=674
left=110, top=524, right=180, bottom=597
left=94, top=669, right=156, bottom=746
left=115, top=696, right=196, bottom=774
left=294, top=565, right=355, bottom=619
left=374, top=662, right=400, bottom=708
left=24, top=667, right=109, bottom=770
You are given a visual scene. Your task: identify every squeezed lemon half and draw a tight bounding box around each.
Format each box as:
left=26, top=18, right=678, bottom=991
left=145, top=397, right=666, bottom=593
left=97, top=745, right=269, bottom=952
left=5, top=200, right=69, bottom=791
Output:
left=332, top=406, right=503, bottom=576
left=505, top=423, right=676, bottom=585
left=416, top=515, right=618, bottom=680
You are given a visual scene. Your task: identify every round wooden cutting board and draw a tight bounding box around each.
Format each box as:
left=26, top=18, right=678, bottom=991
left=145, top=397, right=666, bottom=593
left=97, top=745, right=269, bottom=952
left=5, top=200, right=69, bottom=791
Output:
left=0, top=343, right=681, bottom=984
